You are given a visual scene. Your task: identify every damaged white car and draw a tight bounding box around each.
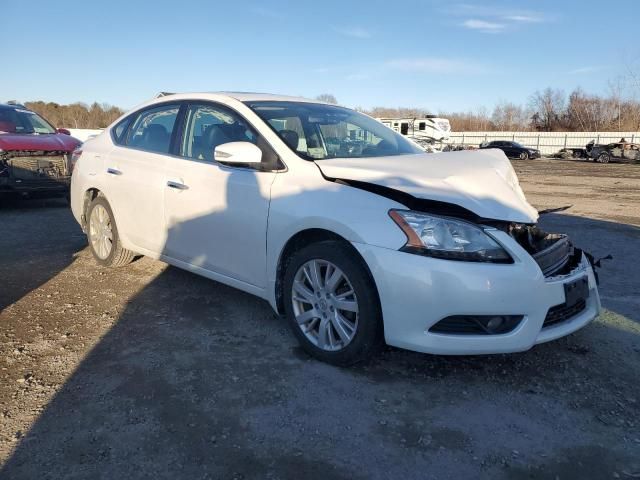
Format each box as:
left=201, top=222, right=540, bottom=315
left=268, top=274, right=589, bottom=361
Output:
left=70, top=93, right=601, bottom=365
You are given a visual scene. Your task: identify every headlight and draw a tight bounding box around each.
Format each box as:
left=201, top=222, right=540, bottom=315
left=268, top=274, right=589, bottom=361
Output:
left=389, top=210, right=512, bottom=263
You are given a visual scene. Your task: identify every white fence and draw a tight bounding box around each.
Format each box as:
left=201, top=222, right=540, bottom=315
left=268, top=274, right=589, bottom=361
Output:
left=449, top=131, right=640, bottom=155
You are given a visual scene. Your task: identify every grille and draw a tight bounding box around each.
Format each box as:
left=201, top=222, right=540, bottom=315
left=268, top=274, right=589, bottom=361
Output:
left=543, top=299, right=587, bottom=328
left=533, top=235, right=572, bottom=277
left=8, top=156, right=69, bottom=182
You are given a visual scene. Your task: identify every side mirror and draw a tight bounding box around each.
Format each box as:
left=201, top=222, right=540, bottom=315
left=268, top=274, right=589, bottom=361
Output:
left=214, top=141, right=262, bottom=165
left=57, top=128, right=71, bottom=135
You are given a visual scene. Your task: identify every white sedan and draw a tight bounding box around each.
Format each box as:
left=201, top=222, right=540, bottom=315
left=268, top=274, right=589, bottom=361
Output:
left=70, top=92, right=601, bottom=365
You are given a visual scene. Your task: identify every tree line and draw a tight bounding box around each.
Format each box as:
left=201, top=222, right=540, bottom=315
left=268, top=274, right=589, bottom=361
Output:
left=13, top=80, right=640, bottom=132
left=321, top=71, right=640, bottom=133
left=10, top=101, right=124, bottom=129
left=440, top=87, right=640, bottom=132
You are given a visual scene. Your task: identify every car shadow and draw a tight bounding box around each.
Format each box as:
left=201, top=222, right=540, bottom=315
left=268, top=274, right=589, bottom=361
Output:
left=1, top=195, right=639, bottom=478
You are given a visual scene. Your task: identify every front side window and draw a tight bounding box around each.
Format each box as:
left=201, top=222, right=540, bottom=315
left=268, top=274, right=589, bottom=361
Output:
left=246, top=102, right=423, bottom=160
left=127, top=104, right=179, bottom=154
left=180, top=104, right=257, bottom=161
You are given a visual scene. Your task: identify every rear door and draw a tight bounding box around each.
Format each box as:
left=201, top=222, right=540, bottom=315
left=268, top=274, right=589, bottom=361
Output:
left=162, top=102, right=279, bottom=288
left=105, top=103, right=180, bottom=253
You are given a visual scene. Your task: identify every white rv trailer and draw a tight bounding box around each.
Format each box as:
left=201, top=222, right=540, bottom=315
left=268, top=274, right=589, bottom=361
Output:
left=377, top=116, right=451, bottom=151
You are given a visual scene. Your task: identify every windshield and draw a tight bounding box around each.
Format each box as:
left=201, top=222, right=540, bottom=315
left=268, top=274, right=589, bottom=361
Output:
left=246, top=101, right=423, bottom=160
left=0, top=107, right=56, bottom=134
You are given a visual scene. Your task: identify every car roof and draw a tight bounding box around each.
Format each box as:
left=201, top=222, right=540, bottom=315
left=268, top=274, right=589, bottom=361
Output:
left=154, top=92, right=325, bottom=104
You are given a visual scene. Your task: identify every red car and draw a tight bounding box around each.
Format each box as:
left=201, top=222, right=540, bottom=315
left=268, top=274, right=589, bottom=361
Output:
left=0, top=103, right=81, bottom=199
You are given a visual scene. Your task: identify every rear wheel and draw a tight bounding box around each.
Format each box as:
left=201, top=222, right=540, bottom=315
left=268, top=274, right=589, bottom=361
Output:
left=597, top=152, right=611, bottom=164
left=283, top=241, right=383, bottom=366
left=87, top=196, right=135, bottom=267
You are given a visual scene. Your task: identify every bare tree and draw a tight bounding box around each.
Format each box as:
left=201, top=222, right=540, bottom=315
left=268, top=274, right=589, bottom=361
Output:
left=492, top=101, right=529, bottom=131
left=316, top=94, right=338, bottom=104
left=529, top=88, right=565, bottom=131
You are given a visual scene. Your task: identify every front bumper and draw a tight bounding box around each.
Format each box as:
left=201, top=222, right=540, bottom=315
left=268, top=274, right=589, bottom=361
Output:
left=354, top=234, right=601, bottom=355
left=0, top=177, right=70, bottom=194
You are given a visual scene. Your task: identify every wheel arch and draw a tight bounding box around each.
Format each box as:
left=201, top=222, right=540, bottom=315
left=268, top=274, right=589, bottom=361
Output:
left=273, top=228, right=380, bottom=316
left=81, top=188, right=102, bottom=230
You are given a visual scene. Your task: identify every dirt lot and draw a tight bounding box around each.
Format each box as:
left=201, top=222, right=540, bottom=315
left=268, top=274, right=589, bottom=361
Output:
left=1, top=158, right=639, bottom=479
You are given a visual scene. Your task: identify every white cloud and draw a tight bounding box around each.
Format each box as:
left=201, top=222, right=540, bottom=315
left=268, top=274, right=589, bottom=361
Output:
left=334, top=26, right=372, bottom=39
left=461, top=19, right=505, bottom=33
left=386, top=57, right=487, bottom=74
left=568, top=66, right=605, bottom=75
left=503, top=14, right=544, bottom=23
left=445, top=4, right=550, bottom=32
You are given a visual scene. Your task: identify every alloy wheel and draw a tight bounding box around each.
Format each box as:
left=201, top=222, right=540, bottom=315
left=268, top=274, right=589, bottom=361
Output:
left=291, top=259, right=359, bottom=351
left=89, top=204, right=113, bottom=260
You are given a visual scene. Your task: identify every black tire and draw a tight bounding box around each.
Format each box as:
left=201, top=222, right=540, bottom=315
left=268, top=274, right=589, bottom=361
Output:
left=86, top=195, right=135, bottom=267
left=519, top=151, right=529, bottom=160
left=283, top=240, right=383, bottom=366
left=597, top=152, right=610, bottom=164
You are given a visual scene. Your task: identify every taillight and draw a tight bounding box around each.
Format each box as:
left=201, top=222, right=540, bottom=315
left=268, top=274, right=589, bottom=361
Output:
left=70, top=148, right=82, bottom=173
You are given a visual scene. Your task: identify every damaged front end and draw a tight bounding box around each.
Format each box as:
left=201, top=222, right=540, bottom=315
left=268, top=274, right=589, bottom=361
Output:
left=0, top=149, right=71, bottom=195
left=507, top=224, right=583, bottom=278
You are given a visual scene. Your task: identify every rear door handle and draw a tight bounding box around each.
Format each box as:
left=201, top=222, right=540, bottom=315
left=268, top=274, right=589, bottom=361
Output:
left=107, top=167, right=122, bottom=175
left=166, top=180, right=188, bottom=190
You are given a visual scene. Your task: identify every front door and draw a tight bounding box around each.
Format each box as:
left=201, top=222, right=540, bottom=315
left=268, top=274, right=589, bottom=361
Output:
left=162, top=103, right=278, bottom=288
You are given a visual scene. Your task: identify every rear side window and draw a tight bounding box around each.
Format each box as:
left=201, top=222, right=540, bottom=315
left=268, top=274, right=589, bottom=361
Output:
left=126, top=104, right=180, bottom=154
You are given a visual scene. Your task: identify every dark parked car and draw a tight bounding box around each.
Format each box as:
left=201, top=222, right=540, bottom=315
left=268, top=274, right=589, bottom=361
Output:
left=0, top=103, right=81, bottom=199
left=586, top=140, right=640, bottom=164
left=479, top=140, right=541, bottom=160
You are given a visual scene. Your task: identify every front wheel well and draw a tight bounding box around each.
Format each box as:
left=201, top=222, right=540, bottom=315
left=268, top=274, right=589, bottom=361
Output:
left=274, top=228, right=377, bottom=315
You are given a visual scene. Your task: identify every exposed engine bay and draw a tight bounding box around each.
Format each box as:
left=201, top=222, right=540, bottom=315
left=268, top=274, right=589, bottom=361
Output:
left=505, top=223, right=582, bottom=278
left=0, top=150, right=70, bottom=192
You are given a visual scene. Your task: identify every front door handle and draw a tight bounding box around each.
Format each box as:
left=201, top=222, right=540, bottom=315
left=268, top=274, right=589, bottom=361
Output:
left=166, top=180, right=189, bottom=190
left=107, top=167, right=122, bottom=175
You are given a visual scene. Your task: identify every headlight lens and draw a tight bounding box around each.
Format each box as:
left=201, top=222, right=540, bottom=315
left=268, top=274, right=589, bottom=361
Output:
left=389, top=210, right=512, bottom=263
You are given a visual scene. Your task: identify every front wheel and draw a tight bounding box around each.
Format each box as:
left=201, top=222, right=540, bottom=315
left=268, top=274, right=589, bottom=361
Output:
left=86, top=195, right=135, bottom=267
left=596, top=152, right=611, bottom=164
left=519, top=151, right=529, bottom=160
left=283, top=241, right=383, bottom=366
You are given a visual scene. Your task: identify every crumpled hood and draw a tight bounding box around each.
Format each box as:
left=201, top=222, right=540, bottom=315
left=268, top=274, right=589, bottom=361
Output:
left=0, top=133, right=81, bottom=152
left=316, top=148, right=539, bottom=224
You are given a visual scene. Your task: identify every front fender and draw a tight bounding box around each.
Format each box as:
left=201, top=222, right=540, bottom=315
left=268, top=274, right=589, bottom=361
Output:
left=265, top=170, right=407, bottom=308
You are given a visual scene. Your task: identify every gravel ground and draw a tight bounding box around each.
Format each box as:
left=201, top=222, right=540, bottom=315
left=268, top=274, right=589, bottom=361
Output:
left=0, top=158, right=639, bottom=479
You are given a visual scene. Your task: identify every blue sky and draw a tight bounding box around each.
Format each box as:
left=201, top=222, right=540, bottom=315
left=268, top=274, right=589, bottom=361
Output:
left=3, top=0, right=639, bottom=112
